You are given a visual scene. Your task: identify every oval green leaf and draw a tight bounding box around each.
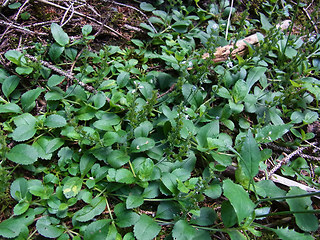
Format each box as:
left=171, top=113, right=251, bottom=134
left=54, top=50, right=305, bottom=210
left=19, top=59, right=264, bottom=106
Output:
left=45, top=114, right=67, bottom=128
left=7, top=144, right=38, bottom=165
left=131, top=137, right=155, bottom=153
left=51, top=23, right=69, bottom=46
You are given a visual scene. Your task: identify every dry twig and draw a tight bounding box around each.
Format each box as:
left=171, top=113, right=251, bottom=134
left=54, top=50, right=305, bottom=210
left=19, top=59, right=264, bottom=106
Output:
left=14, top=0, right=29, bottom=21
left=108, top=0, right=157, bottom=33
left=0, top=20, right=48, bottom=36
left=36, top=0, right=127, bottom=39
left=267, top=145, right=311, bottom=178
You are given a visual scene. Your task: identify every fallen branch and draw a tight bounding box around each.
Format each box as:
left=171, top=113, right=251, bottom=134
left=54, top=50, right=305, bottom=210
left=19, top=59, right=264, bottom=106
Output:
left=271, top=173, right=320, bottom=199
left=203, top=20, right=291, bottom=62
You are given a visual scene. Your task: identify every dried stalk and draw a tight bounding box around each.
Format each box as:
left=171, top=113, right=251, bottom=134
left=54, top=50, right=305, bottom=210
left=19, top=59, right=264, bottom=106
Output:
left=25, top=54, right=98, bottom=93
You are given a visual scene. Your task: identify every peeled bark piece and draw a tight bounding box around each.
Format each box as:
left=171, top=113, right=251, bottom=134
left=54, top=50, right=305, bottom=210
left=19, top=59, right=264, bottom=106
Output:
left=203, top=20, right=291, bottom=63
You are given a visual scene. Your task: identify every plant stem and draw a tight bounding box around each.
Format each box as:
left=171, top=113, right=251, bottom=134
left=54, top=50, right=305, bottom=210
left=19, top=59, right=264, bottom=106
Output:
left=256, top=191, right=320, bottom=205
left=257, top=209, right=320, bottom=218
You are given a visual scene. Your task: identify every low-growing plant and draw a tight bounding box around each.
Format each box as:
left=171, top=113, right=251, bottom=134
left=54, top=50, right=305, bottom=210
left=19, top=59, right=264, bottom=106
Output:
left=0, top=1, right=320, bottom=239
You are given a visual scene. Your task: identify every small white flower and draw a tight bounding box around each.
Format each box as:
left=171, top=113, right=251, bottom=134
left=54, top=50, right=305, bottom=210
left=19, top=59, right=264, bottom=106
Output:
left=89, top=177, right=94, bottom=180
left=226, top=61, right=233, bottom=68
left=136, top=145, right=140, bottom=150
left=309, top=36, right=316, bottom=43
left=212, top=23, right=219, bottom=31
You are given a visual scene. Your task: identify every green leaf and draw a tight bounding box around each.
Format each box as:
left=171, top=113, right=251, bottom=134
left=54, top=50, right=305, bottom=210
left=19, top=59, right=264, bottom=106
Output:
left=161, top=172, right=178, bottom=195
left=63, top=177, right=82, bottom=198
left=75, top=197, right=106, bottom=222
left=159, top=53, right=178, bottom=64
left=290, top=111, right=304, bottom=123
left=227, top=230, right=247, bottom=240
left=172, top=220, right=196, bottom=240
left=126, top=193, right=144, bottom=209
left=156, top=201, right=180, bottom=220
left=204, top=184, right=222, bottom=199
left=286, top=187, right=318, bottom=232
left=239, top=130, right=261, bottom=179
left=13, top=112, right=36, bottom=126
left=246, top=67, right=267, bottom=92
left=134, top=121, right=153, bottom=138
left=260, top=13, right=273, bottom=31
left=9, top=2, right=21, bottom=9
left=221, top=201, right=237, bottom=227
left=0, top=209, right=40, bottom=238
left=51, top=23, right=69, bottom=46
left=223, top=179, right=255, bottom=224
left=45, top=88, right=65, bottom=100
left=32, top=136, right=53, bottom=160
left=20, top=12, right=31, bottom=20
left=255, top=180, right=286, bottom=198
left=134, top=214, right=161, bottom=240
left=172, top=20, right=190, bottom=33
left=16, top=66, right=33, bottom=75
left=103, top=132, right=119, bottom=147
left=45, top=138, right=64, bottom=154
left=255, top=124, right=292, bottom=143
left=115, top=169, right=135, bottom=184
left=197, top=120, right=219, bottom=148
left=7, top=144, right=38, bottom=165
left=0, top=103, right=22, bottom=113
left=2, top=75, right=20, bottom=98
left=137, top=158, right=155, bottom=182
left=304, top=111, right=318, bottom=124
left=190, top=207, right=217, bottom=226
left=114, top=203, right=140, bottom=228
left=45, top=114, right=67, bottom=128
left=4, top=50, right=25, bottom=65
left=92, top=91, right=106, bottom=109
left=80, top=154, right=96, bottom=177
left=117, top=72, right=130, bottom=88
left=82, top=25, right=93, bottom=36
left=48, top=75, right=65, bottom=87
left=271, top=227, right=314, bottom=240
left=49, top=43, right=65, bottom=62
left=12, top=124, right=36, bottom=142
left=107, top=150, right=130, bottom=168
left=13, top=200, right=30, bottom=215
left=21, top=88, right=44, bottom=112
left=232, top=80, right=248, bottom=103
left=140, top=2, right=155, bottom=11
left=131, top=137, right=155, bottom=153
left=10, top=178, right=29, bottom=201
left=84, top=219, right=111, bottom=240
left=36, top=216, right=64, bottom=238
left=0, top=218, right=24, bottom=238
